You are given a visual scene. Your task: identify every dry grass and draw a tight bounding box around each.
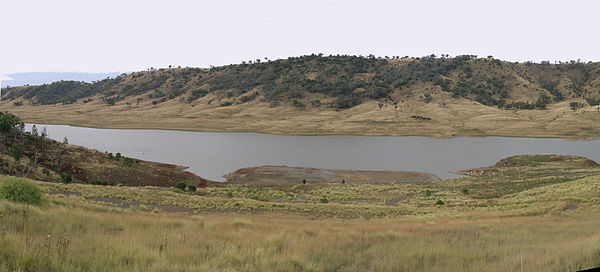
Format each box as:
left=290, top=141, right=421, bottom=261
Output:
left=2, top=155, right=600, bottom=271
left=1, top=200, right=599, bottom=272
left=3, top=94, right=600, bottom=139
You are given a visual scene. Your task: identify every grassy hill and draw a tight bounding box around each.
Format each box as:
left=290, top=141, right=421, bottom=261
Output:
left=2, top=55, right=600, bottom=138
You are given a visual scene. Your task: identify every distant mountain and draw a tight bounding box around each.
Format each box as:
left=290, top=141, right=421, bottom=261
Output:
left=0, top=72, right=122, bottom=88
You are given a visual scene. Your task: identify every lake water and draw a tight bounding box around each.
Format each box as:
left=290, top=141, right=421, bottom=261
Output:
left=26, top=124, right=600, bottom=181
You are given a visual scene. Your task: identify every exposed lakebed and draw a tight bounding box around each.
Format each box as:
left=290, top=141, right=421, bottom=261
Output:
left=27, top=124, right=600, bottom=181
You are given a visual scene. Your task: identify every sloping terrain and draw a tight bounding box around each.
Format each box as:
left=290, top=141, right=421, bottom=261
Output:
left=0, top=112, right=209, bottom=187
left=2, top=55, right=600, bottom=138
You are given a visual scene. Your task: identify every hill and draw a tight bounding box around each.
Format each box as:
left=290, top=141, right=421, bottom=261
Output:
left=0, top=112, right=209, bottom=187
left=2, top=55, right=600, bottom=138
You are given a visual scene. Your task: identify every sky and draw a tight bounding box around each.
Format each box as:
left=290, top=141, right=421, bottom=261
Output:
left=1, top=0, right=599, bottom=75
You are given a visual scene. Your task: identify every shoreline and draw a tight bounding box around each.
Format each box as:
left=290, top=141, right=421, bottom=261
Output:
left=21, top=118, right=600, bottom=141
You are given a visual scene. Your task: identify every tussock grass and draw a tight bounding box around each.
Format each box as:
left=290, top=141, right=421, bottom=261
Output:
left=1, top=201, right=599, bottom=272
left=1, top=156, right=600, bottom=271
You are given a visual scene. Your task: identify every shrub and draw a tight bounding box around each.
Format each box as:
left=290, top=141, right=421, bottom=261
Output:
left=89, top=180, right=109, bottom=186
left=319, top=197, right=329, bottom=203
left=410, top=115, right=431, bottom=121
left=462, top=189, right=470, bottom=195
left=175, top=181, right=187, bottom=190
left=60, top=173, right=72, bottom=184
left=187, top=185, right=197, bottom=192
left=10, top=143, right=23, bottom=161
left=0, top=178, right=43, bottom=205
left=302, top=179, right=307, bottom=184
left=424, top=189, right=433, bottom=196
left=569, top=102, right=584, bottom=110
left=292, top=100, right=305, bottom=109
left=435, top=200, right=445, bottom=205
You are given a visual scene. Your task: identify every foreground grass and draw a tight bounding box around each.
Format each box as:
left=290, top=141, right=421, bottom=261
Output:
left=1, top=200, right=600, bottom=272
left=1, top=155, right=600, bottom=271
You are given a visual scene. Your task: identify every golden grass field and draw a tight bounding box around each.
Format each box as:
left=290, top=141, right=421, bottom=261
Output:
left=1, top=155, right=600, bottom=271
left=3, top=93, right=600, bottom=139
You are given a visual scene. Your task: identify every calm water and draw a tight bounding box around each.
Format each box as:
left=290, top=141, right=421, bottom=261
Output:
left=26, top=124, right=600, bottom=181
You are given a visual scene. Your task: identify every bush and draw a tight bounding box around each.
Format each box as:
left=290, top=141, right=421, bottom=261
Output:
left=569, top=102, right=584, bottom=110
left=0, top=178, right=43, bottom=205
left=319, top=197, right=329, bottom=203
left=89, top=180, right=109, bottom=186
left=435, top=200, right=445, bottom=205
left=10, top=143, right=23, bottom=161
left=60, top=173, right=72, bottom=184
left=187, top=185, right=197, bottom=192
left=175, top=181, right=187, bottom=190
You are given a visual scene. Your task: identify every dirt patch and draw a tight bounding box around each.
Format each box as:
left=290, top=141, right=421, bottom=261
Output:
left=225, top=165, right=440, bottom=185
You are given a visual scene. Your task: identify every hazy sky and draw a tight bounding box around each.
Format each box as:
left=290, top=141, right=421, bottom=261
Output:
left=1, top=0, right=599, bottom=74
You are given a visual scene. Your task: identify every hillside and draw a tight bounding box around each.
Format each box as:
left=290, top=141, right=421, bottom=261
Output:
left=2, top=55, right=600, bottom=138
left=0, top=112, right=209, bottom=187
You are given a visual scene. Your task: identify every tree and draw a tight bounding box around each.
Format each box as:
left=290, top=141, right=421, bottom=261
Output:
left=31, top=125, right=39, bottom=136
left=0, top=112, right=23, bottom=133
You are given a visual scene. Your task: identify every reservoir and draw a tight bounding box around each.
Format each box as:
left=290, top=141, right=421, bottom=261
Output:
left=27, top=124, right=600, bottom=181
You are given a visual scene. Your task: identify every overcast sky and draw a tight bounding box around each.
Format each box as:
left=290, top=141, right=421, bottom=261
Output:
left=1, top=0, right=599, bottom=75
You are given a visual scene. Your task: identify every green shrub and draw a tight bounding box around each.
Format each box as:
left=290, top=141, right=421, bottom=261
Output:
left=435, top=200, right=445, bottom=205
left=462, top=189, right=470, bottom=195
left=175, top=181, right=187, bottom=190
left=10, top=143, right=23, bottom=161
left=187, top=185, right=197, bottom=192
left=319, top=197, right=329, bottom=203
left=0, top=178, right=43, bottom=205
left=60, top=173, right=72, bottom=184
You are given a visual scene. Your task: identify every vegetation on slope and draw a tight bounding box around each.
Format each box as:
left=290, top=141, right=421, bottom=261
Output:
left=3, top=55, right=600, bottom=110
left=0, top=112, right=209, bottom=187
